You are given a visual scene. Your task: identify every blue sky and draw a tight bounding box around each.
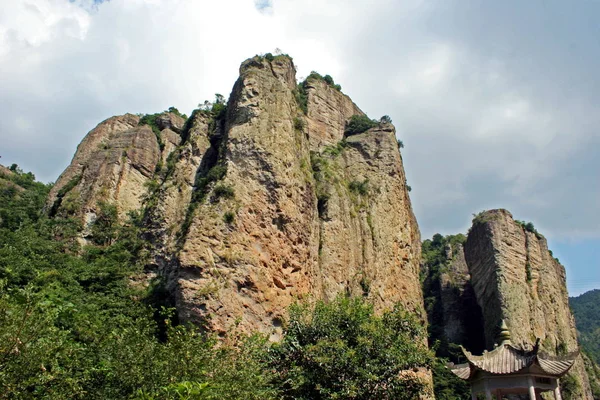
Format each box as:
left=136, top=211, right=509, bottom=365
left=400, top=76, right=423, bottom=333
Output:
left=0, top=0, right=598, bottom=295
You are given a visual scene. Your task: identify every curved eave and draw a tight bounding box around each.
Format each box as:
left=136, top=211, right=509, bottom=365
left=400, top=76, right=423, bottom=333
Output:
left=449, top=363, right=471, bottom=380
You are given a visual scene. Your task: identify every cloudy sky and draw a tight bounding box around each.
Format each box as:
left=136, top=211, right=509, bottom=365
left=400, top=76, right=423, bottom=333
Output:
left=1, top=0, right=598, bottom=295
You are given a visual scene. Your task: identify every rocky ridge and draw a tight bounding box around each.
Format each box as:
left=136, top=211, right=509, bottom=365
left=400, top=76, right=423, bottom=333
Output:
left=428, top=209, right=594, bottom=399
left=48, top=55, right=424, bottom=342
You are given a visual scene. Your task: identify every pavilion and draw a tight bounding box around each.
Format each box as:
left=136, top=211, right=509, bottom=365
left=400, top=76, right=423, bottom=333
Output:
left=449, top=321, right=578, bottom=400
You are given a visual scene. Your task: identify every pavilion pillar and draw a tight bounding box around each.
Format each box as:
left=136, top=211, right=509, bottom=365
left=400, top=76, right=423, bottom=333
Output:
left=496, top=389, right=502, bottom=400
left=554, top=379, right=563, bottom=400
left=471, top=387, right=478, bottom=400
left=484, top=379, right=492, bottom=400
left=528, top=376, right=536, bottom=400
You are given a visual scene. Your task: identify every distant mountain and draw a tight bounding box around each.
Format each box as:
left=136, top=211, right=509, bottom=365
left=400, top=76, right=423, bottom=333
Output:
left=570, top=289, right=600, bottom=364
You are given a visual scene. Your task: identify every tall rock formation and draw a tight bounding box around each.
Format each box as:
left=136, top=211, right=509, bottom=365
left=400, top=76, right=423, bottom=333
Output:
left=49, top=55, right=424, bottom=343
left=451, top=209, right=593, bottom=399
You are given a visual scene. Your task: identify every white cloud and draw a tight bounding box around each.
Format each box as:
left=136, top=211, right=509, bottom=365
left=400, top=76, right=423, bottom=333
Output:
left=0, top=0, right=599, bottom=241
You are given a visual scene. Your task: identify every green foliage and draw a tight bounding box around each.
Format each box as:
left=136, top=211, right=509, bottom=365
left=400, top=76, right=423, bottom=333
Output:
left=0, top=169, right=276, bottom=400
left=560, top=373, right=582, bottom=400
left=397, top=139, right=404, bottom=149
left=407, top=185, right=412, bottom=192
left=515, top=219, right=542, bottom=239
left=293, top=116, right=305, bottom=131
left=294, top=83, right=308, bottom=114
left=57, top=174, right=82, bottom=198
left=525, top=262, right=533, bottom=282
left=305, top=71, right=342, bottom=91
left=269, top=295, right=434, bottom=399
left=213, top=184, right=234, bottom=200
left=431, top=357, right=471, bottom=400
left=90, top=201, right=119, bottom=246
left=380, top=115, right=392, bottom=124
left=0, top=168, right=51, bottom=229
left=348, top=179, right=369, bottom=196
left=139, top=113, right=165, bottom=150
left=570, top=289, right=600, bottom=365
left=198, top=94, right=227, bottom=121
left=168, top=106, right=188, bottom=120
left=322, top=140, right=348, bottom=157
left=223, top=211, right=235, bottom=224
left=345, top=115, right=378, bottom=136
left=470, top=210, right=499, bottom=226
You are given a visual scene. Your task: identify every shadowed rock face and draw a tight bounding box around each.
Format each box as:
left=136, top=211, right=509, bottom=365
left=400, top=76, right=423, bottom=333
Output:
left=464, top=209, right=593, bottom=399
left=48, top=55, right=424, bottom=342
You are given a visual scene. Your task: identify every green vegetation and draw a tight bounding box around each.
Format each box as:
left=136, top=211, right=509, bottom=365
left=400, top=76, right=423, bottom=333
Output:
left=223, top=211, right=235, bottom=224
left=345, top=115, right=378, bottom=136
left=294, top=71, right=342, bottom=114
left=0, top=167, right=52, bottom=228
left=294, top=84, right=309, bottom=114
left=0, top=170, right=434, bottom=398
left=348, top=179, right=369, bottom=196
left=397, top=139, right=404, bottom=149
left=167, top=106, right=188, bottom=120
left=380, top=115, right=392, bottom=124
left=213, top=184, right=234, bottom=200
left=293, top=116, right=305, bottom=131
left=269, top=295, right=434, bottom=400
left=139, top=113, right=165, bottom=150
left=305, top=71, right=342, bottom=91
left=570, top=289, right=600, bottom=365
left=515, top=219, right=542, bottom=239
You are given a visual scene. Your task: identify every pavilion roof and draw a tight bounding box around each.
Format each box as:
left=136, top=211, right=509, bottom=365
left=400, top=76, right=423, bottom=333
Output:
left=449, top=341, right=578, bottom=380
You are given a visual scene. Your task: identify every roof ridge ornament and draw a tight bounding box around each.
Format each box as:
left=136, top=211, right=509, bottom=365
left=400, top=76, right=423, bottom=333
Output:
left=497, top=319, right=512, bottom=345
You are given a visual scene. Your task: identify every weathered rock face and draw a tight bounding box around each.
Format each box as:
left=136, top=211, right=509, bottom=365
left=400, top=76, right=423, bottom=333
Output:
left=305, top=77, right=363, bottom=149
left=49, top=55, right=425, bottom=345
left=47, top=112, right=184, bottom=229
left=464, top=209, right=593, bottom=399
left=165, top=55, right=424, bottom=339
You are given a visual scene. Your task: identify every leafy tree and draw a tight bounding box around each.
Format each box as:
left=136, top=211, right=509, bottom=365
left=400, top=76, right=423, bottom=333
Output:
left=269, top=295, right=434, bottom=399
left=380, top=115, right=392, bottom=124
left=345, top=115, right=378, bottom=136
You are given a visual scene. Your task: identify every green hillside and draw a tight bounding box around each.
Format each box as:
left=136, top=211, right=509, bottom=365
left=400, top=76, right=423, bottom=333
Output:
left=570, top=289, right=600, bottom=364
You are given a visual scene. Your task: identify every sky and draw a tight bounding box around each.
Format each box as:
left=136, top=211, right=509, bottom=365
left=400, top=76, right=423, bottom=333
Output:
left=0, top=0, right=598, bottom=295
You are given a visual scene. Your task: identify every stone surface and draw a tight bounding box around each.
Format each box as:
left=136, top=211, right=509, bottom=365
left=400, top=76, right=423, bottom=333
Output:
left=464, top=209, right=593, bottom=399
left=305, top=78, right=363, bottom=149
left=47, top=113, right=186, bottom=231
left=167, top=56, right=424, bottom=339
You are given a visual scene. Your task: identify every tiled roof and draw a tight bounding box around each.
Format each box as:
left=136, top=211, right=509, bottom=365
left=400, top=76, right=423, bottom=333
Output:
left=449, top=341, right=578, bottom=379
left=462, top=343, right=536, bottom=375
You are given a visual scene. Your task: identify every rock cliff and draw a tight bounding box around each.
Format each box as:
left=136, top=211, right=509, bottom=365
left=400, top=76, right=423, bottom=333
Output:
left=425, top=209, right=594, bottom=398
left=49, top=55, right=424, bottom=342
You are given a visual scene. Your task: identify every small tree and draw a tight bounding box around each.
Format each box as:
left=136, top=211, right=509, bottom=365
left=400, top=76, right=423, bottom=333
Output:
left=380, top=115, right=392, bottom=124
left=345, top=115, right=378, bottom=136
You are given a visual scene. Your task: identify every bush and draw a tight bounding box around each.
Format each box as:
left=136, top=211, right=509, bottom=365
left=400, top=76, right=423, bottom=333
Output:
left=269, top=295, right=433, bottom=399
left=380, top=115, right=392, bottom=124
left=91, top=201, right=119, bottom=245
left=345, top=115, right=378, bottom=136
left=223, top=211, right=235, bottom=224
left=294, top=84, right=308, bottom=114
left=293, top=116, right=305, bottom=131
left=213, top=184, right=235, bottom=200
left=348, top=179, right=369, bottom=196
